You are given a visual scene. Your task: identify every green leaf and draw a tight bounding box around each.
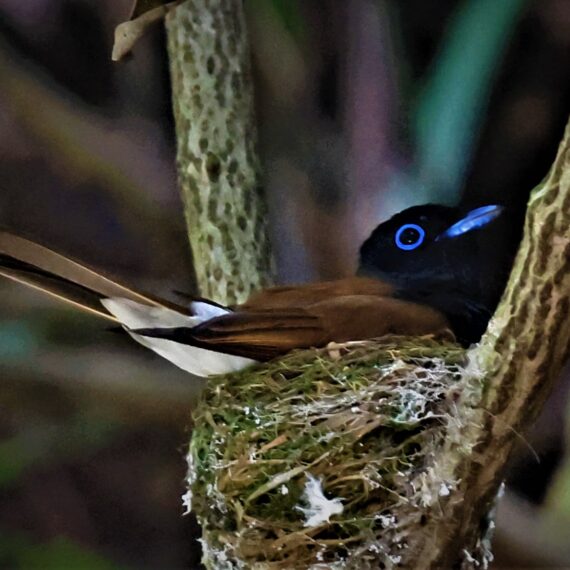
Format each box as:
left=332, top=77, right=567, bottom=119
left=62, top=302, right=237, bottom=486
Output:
left=248, top=0, right=305, bottom=42
left=414, top=0, right=528, bottom=203
left=269, top=0, right=305, bottom=40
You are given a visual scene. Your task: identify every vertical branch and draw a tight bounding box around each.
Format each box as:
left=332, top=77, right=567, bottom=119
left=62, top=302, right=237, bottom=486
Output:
left=165, top=0, right=273, bottom=305
left=414, top=117, right=570, bottom=568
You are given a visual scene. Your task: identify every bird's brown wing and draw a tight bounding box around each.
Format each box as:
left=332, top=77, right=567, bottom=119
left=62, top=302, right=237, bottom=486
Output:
left=237, top=276, right=395, bottom=310
left=137, top=295, right=451, bottom=361
left=0, top=231, right=188, bottom=321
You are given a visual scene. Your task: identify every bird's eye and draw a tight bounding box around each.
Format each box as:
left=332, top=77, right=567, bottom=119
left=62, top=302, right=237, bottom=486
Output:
left=395, top=224, right=425, bottom=251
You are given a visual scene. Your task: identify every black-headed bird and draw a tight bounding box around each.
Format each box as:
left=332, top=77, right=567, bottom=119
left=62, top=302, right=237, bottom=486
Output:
left=0, top=204, right=510, bottom=377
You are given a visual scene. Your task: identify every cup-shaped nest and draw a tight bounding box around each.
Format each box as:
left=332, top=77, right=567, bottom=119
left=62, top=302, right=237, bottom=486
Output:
left=187, top=336, right=480, bottom=569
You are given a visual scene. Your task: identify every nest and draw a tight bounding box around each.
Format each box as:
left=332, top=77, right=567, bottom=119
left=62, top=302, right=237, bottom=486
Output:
left=187, top=336, right=482, bottom=569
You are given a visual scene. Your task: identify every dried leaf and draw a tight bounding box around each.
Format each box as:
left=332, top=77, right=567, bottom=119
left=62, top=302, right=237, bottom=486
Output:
left=112, top=1, right=180, bottom=62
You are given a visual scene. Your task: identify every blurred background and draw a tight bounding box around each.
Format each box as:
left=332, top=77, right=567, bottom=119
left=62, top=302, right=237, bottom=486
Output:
left=0, top=0, right=569, bottom=568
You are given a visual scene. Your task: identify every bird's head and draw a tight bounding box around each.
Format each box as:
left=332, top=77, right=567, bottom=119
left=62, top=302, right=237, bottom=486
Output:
left=358, top=204, right=504, bottom=283
left=358, top=203, right=511, bottom=343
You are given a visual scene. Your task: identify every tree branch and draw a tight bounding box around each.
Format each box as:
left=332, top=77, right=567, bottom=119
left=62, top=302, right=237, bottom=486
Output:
left=165, top=0, right=274, bottom=305
left=419, top=116, right=570, bottom=568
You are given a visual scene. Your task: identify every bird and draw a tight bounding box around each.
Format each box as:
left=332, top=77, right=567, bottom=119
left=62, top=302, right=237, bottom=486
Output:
left=0, top=203, right=509, bottom=378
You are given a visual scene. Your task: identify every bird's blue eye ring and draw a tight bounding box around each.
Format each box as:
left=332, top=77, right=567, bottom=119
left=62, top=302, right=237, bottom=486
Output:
left=395, top=224, right=425, bottom=251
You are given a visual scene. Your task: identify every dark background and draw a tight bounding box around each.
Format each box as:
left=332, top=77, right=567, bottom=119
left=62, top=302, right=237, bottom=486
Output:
left=0, top=0, right=569, bottom=568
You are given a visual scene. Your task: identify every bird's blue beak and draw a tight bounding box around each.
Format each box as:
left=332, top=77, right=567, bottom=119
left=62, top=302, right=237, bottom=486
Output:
left=436, top=205, right=504, bottom=241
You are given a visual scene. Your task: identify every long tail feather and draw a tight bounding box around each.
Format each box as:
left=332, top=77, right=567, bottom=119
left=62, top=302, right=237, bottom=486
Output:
left=0, top=231, right=188, bottom=319
left=0, top=265, right=117, bottom=321
left=0, top=231, right=254, bottom=377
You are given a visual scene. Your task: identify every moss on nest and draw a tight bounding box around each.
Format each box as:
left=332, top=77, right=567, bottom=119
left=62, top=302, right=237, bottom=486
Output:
left=187, top=336, right=480, bottom=569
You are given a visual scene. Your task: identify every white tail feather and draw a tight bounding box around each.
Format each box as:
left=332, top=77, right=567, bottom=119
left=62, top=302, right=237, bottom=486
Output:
left=101, top=298, right=256, bottom=377
left=101, top=298, right=198, bottom=329
left=190, top=300, right=229, bottom=319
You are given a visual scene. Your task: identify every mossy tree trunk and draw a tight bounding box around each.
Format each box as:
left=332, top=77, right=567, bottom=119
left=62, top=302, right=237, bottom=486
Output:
left=165, top=0, right=273, bottom=306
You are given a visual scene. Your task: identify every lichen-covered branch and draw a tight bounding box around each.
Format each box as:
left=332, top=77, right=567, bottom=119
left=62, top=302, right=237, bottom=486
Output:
left=187, top=118, right=570, bottom=569
left=165, top=0, right=273, bottom=305
left=415, top=117, right=570, bottom=568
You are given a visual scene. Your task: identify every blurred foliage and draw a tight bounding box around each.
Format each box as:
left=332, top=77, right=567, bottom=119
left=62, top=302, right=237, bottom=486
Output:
left=0, top=534, right=124, bottom=570
left=547, top=460, right=570, bottom=519
left=0, top=411, right=121, bottom=488
left=544, top=392, right=570, bottom=520
left=0, top=322, right=38, bottom=362
left=266, top=0, right=305, bottom=41
left=413, top=0, right=528, bottom=202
